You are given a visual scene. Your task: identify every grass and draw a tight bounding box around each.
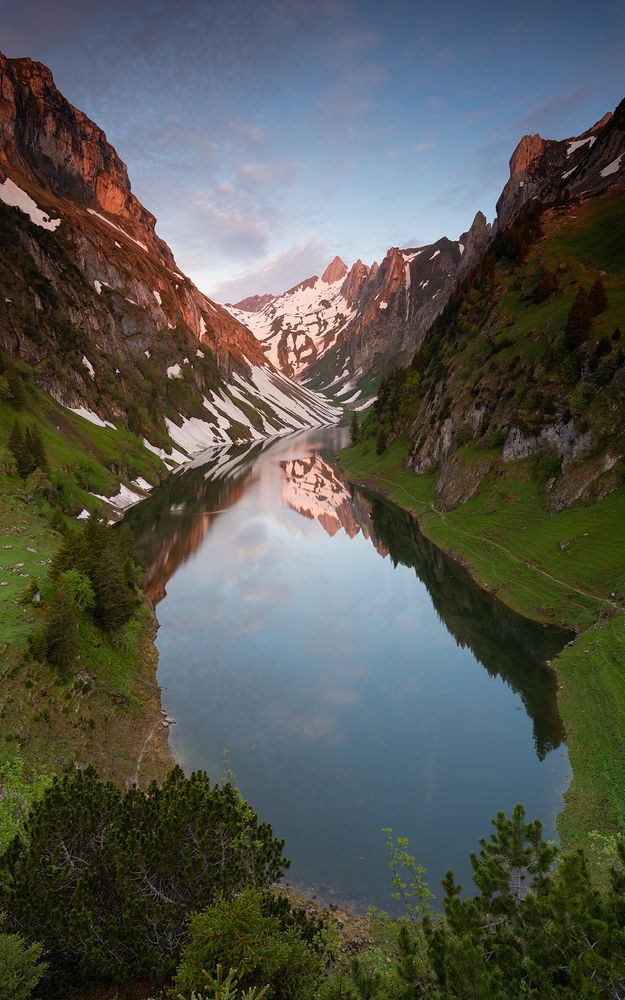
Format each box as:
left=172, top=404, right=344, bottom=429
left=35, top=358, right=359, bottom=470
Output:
left=339, top=437, right=625, bottom=860
left=0, top=379, right=173, bottom=789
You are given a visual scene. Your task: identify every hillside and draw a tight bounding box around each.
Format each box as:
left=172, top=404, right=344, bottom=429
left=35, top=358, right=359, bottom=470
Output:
left=0, top=51, right=338, bottom=523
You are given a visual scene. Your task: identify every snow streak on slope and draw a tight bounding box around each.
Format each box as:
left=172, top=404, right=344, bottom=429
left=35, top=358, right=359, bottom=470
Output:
left=227, top=270, right=356, bottom=381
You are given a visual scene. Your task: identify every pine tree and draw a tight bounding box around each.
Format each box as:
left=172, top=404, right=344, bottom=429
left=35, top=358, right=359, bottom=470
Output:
left=533, top=267, right=559, bottom=303
left=45, top=578, right=80, bottom=671
left=564, top=288, right=592, bottom=350
left=376, top=428, right=388, bottom=455
left=49, top=505, right=66, bottom=534
left=93, top=542, right=135, bottom=631
left=350, top=411, right=359, bottom=446
left=588, top=276, right=608, bottom=315
left=7, top=421, right=30, bottom=478
left=0, top=766, right=287, bottom=994
left=25, top=425, right=47, bottom=471
left=6, top=370, right=25, bottom=409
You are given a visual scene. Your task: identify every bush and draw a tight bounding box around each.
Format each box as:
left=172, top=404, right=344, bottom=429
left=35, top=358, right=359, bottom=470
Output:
left=175, top=890, right=323, bottom=1000
left=0, top=767, right=288, bottom=994
left=0, top=932, right=46, bottom=1000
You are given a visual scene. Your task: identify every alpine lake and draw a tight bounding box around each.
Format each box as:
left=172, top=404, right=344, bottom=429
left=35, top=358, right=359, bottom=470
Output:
left=127, top=426, right=571, bottom=913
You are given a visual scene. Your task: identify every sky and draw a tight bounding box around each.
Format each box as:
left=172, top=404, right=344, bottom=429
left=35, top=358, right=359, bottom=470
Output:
left=2, top=0, right=624, bottom=302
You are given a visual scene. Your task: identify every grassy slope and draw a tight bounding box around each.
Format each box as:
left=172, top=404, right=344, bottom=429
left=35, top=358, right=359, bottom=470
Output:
left=0, top=374, right=172, bottom=789
left=340, top=437, right=625, bottom=855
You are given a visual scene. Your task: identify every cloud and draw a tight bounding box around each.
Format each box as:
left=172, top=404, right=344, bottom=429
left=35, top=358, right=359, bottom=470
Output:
left=238, top=160, right=299, bottom=188
left=414, top=142, right=437, bottom=153
left=194, top=199, right=270, bottom=258
left=210, top=235, right=331, bottom=303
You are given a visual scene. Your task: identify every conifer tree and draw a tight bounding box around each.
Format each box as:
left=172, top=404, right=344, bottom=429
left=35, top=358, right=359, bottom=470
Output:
left=7, top=421, right=30, bottom=478
left=588, top=276, right=608, bottom=315
left=350, top=411, right=359, bottom=446
left=45, top=578, right=80, bottom=671
left=93, top=542, right=135, bottom=631
left=376, top=428, right=388, bottom=455
left=25, top=425, right=47, bottom=471
left=564, top=288, right=592, bottom=350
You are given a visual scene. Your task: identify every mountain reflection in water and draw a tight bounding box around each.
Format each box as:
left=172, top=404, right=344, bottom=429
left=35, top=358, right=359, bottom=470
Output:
left=128, top=427, right=570, bottom=911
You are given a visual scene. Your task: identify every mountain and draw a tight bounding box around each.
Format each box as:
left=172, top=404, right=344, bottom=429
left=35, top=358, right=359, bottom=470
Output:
left=365, top=98, right=625, bottom=510
left=228, top=219, right=491, bottom=409
left=228, top=106, right=623, bottom=410
left=0, top=52, right=338, bottom=487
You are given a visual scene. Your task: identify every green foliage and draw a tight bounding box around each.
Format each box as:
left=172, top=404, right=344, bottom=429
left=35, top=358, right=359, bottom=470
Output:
left=0, top=932, right=46, bottom=1000
left=533, top=266, right=559, bottom=303
left=175, top=889, right=323, bottom=1000
left=383, top=828, right=433, bottom=928
left=178, top=963, right=270, bottom=1000
left=531, top=447, right=561, bottom=483
left=0, top=756, right=52, bottom=854
left=44, top=577, right=80, bottom=671
left=59, top=569, right=95, bottom=612
left=6, top=421, right=47, bottom=478
left=0, top=766, right=287, bottom=994
left=376, top=429, right=388, bottom=455
left=52, top=518, right=137, bottom=633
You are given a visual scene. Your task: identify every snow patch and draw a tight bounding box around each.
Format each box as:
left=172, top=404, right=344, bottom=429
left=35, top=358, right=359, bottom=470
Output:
left=91, top=484, right=144, bottom=511
left=562, top=166, right=577, bottom=180
left=93, top=280, right=110, bottom=295
left=0, top=178, right=61, bottom=230
left=567, top=136, right=596, bottom=157
left=601, top=155, right=623, bottom=178
left=196, top=349, right=205, bottom=358
left=77, top=509, right=91, bottom=520
left=458, top=243, right=464, bottom=254
left=167, top=363, right=182, bottom=379
left=143, top=438, right=188, bottom=466
left=69, top=405, right=115, bottom=429
left=132, top=477, right=153, bottom=492
left=87, top=209, right=148, bottom=252
left=153, top=289, right=162, bottom=306
left=379, top=300, right=388, bottom=310
left=82, top=356, right=95, bottom=379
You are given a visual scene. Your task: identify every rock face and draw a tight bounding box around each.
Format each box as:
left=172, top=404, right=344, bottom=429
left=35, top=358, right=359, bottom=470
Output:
left=0, top=50, right=338, bottom=458
left=232, top=293, right=275, bottom=312
left=495, top=101, right=624, bottom=231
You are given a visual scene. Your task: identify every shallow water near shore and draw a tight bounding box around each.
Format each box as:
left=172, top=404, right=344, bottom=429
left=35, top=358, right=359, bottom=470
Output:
left=128, top=426, right=571, bottom=913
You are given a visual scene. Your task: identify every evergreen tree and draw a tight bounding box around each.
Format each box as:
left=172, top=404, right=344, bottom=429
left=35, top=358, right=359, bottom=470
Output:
left=49, top=505, right=66, bottom=534
left=93, top=542, right=135, bottom=631
left=564, top=288, right=592, bottom=350
left=45, top=578, right=80, bottom=671
left=376, top=428, right=388, bottom=455
left=25, top=425, right=47, bottom=471
left=350, top=411, right=359, bottom=446
left=588, top=276, right=608, bottom=315
left=6, top=370, right=25, bottom=409
left=7, top=421, right=30, bottom=478
left=533, top=267, right=559, bottom=303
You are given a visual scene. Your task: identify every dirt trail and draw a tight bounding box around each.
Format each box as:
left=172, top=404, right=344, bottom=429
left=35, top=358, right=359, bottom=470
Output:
left=363, top=474, right=625, bottom=614
left=127, top=717, right=162, bottom=789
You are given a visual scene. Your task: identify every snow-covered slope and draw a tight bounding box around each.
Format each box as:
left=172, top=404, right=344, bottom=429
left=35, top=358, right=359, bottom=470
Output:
left=228, top=256, right=357, bottom=382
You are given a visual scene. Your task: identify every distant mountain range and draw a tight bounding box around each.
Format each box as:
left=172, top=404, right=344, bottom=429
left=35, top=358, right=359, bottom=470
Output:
left=227, top=104, right=624, bottom=410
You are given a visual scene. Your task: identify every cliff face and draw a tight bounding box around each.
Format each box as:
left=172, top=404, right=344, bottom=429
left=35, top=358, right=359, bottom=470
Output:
left=0, top=51, right=338, bottom=462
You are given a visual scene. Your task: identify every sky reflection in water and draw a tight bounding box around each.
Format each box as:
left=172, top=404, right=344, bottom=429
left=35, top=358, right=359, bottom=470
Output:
left=129, top=427, right=570, bottom=912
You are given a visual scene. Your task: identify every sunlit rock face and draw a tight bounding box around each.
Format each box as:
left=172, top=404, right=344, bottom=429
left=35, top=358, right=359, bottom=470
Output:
left=0, top=50, right=339, bottom=463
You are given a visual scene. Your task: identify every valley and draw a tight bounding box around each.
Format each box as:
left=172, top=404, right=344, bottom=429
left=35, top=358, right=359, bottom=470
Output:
left=0, top=23, right=624, bottom=1000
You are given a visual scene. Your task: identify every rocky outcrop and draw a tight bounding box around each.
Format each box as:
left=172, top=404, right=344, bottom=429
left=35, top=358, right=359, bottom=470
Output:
left=232, top=293, right=275, bottom=312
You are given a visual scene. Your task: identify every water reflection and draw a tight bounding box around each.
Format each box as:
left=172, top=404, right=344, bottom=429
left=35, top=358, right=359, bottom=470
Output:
left=128, top=428, right=570, bottom=910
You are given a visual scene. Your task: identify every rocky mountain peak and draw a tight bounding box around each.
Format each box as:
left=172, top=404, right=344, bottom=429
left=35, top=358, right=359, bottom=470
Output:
left=322, top=256, right=348, bottom=284
left=232, top=292, right=275, bottom=313
left=341, top=259, right=370, bottom=306
left=509, top=133, right=547, bottom=175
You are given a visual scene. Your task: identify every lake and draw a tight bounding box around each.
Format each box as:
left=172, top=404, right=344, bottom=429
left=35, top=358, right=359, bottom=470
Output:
left=128, top=426, right=570, bottom=912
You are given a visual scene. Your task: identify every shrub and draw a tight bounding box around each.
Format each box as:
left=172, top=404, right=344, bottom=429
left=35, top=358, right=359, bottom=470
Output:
left=0, top=932, right=46, bottom=1000
left=175, top=890, right=323, bottom=1000
left=0, top=767, right=287, bottom=994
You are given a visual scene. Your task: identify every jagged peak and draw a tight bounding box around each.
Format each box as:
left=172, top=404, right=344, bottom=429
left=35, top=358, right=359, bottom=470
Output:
left=322, top=256, right=348, bottom=284
left=509, top=133, right=547, bottom=175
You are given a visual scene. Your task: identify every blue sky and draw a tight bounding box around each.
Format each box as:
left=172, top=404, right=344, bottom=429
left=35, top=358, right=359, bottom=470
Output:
left=2, top=0, right=624, bottom=301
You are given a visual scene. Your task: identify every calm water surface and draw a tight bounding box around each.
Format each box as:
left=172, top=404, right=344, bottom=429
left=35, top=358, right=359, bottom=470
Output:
left=129, top=427, right=570, bottom=912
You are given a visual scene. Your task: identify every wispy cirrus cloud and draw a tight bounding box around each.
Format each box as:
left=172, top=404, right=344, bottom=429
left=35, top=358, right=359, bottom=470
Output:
left=210, top=235, right=332, bottom=303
